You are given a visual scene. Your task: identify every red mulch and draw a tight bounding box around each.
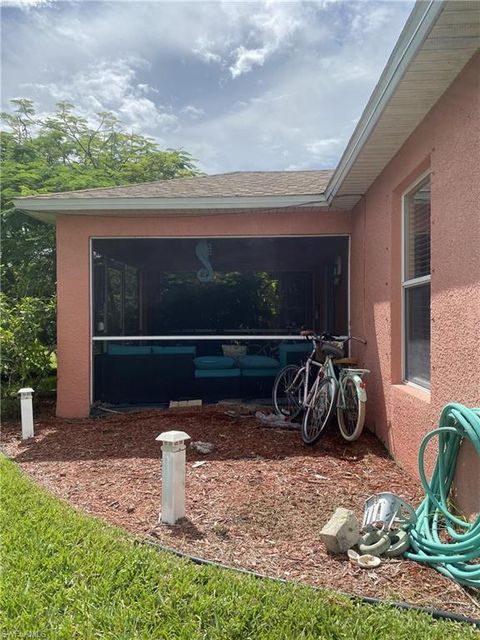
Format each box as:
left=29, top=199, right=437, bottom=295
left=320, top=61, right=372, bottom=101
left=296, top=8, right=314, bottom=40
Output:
left=2, top=404, right=478, bottom=617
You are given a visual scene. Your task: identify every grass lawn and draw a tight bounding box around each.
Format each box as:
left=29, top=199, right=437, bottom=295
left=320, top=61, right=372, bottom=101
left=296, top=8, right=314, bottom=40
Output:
left=0, top=455, right=476, bottom=640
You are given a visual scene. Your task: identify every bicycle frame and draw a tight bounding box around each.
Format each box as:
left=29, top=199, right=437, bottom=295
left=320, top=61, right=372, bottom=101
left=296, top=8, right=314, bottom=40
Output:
left=302, top=354, right=324, bottom=409
left=323, top=356, right=370, bottom=410
left=284, top=343, right=325, bottom=410
left=285, top=337, right=369, bottom=411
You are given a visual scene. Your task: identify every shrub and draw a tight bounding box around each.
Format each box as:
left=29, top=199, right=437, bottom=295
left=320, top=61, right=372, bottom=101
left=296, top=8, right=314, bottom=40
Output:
left=0, top=294, right=56, bottom=418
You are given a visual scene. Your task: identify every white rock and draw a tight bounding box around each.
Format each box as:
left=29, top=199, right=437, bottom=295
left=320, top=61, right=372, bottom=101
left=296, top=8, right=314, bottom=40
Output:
left=320, top=508, right=360, bottom=554
left=191, top=441, right=215, bottom=454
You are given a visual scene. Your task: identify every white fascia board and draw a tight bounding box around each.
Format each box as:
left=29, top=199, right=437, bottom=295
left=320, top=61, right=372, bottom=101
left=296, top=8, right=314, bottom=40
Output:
left=13, top=193, right=328, bottom=222
left=324, top=0, right=447, bottom=202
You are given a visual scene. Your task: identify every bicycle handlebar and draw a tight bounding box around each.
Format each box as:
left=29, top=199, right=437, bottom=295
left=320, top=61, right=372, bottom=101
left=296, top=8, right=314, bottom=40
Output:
left=300, top=330, right=367, bottom=345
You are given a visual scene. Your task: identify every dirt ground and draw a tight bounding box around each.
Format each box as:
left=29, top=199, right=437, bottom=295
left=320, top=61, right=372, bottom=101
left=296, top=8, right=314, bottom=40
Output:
left=2, top=404, right=479, bottom=618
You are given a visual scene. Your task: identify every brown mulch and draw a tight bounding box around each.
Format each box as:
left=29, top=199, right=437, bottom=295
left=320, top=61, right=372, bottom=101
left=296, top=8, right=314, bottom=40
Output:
left=2, top=404, right=479, bottom=618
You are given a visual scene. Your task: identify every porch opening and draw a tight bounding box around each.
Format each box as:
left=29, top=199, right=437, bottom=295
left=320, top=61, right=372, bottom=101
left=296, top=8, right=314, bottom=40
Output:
left=91, top=236, right=349, bottom=405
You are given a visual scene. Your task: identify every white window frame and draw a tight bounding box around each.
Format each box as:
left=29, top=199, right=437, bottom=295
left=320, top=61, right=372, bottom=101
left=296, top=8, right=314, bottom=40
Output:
left=401, top=171, right=431, bottom=391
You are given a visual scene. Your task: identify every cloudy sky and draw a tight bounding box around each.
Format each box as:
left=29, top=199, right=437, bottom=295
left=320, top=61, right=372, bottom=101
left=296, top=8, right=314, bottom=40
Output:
left=1, top=0, right=415, bottom=173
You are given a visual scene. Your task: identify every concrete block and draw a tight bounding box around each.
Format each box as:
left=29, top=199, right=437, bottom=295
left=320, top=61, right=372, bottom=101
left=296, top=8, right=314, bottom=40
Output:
left=169, top=399, right=203, bottom=409
left=320, top=508, right=360, bottom=554
left=186, top=399, right=203, bottom=407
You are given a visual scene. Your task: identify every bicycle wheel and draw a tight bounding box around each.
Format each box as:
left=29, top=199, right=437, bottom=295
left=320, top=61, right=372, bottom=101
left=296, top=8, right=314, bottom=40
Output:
left=301, top=376, right=337, bottom=445
left=337, top=377, right=366, bottom=441
left=272, top=365, right=304, bottom=419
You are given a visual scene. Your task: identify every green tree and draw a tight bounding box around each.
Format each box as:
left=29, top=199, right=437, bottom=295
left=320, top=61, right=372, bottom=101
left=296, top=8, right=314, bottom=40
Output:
left=0, top=99, right=198, bottom=411
left=1, top=99, right=197, bottom=299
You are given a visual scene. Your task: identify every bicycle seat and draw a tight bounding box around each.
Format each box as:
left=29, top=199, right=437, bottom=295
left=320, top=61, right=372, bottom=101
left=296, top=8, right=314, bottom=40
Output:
left=333, top=357, right=358, bottom=366
left=300, top=330, right=316, bottom=337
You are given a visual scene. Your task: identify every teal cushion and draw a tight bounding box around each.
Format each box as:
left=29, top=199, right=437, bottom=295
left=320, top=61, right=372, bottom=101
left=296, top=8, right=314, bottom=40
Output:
left=152, top=346, right=196, bottom=355
left=108, top=344, right=151, bottom=355
left=194, top=356, right=235, bottom=370
left=195, top=368, right=241, bottom=378
left=242, top=368, right=279, bottom=377
left=279, top=342, right=312, bottom=368
left=238, top=355, right=280, bottom=369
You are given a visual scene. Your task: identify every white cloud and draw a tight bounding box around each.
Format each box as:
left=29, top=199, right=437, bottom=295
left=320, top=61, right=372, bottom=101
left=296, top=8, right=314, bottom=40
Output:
left=306, top=138, right=342, bottom=154
left=181, top=105, right=205, bottom=120
left=305, top=137, right=344, bottom=166
left=192, top=38, right=223, bottom=65
left=228, top=4, right=301, bottom=78
left=351, top=4, right=392, bottom=40
left=1, top=0, right=416, bottom=173
left=23, top=58, right=178, bottom=135
left=119, top=96, right=178, bottom=133
left=1, top=0, right=53, bottom=7
left=230, top=46, right=268, bottom=78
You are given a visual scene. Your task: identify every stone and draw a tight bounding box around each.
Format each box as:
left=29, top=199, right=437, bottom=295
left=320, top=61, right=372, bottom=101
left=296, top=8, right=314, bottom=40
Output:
left=191, top=441, right=215, bottom=454
left=320, top=507, right=360, bottom=554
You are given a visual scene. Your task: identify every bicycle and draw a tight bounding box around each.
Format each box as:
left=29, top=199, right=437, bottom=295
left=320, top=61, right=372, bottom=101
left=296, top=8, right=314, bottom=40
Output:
left=272, top=331, right=369, bottom=444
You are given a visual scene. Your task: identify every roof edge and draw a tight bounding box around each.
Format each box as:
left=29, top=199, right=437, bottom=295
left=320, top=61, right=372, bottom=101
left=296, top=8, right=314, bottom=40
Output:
left=13, top=193, right=329, bottom=224
left=325, top=0, right=446, bottom=202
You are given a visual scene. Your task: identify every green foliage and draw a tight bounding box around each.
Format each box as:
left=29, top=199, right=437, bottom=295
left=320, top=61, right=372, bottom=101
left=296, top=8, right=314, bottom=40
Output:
left=0, top=294, right=56, bottom=416
left=0, top=99, right=198, bottom=407
left=1, top=99, right=197, bottom=301
left=158, top=271, right=281, bottom=332
left=0, top=293, right=56, bottom=382
left=1, top=455, right=475, bottom=639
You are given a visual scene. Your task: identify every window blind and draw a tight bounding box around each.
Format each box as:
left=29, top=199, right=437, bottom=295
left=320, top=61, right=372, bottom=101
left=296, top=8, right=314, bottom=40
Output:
left=405, top=179, right=431, bottom=281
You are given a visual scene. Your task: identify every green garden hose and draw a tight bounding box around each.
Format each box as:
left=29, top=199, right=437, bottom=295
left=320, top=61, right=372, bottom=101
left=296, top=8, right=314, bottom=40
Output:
left=405, top=403, right=480, bottom=589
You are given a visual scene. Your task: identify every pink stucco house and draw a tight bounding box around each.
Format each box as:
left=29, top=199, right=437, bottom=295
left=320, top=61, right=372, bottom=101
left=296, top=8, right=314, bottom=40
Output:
left=15, top=1, right=479, bottom=508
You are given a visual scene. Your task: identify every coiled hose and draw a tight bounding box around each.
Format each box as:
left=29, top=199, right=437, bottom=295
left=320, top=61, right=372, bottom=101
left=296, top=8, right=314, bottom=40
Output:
left=405, top=403, right=480, bottom=588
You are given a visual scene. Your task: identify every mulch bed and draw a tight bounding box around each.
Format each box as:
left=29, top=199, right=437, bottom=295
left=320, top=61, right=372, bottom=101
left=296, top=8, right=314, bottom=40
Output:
left=2, top=404, right=479, bottom=617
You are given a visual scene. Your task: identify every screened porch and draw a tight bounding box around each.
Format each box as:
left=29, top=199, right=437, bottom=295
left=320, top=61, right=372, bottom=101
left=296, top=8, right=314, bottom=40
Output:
left=91, top=236, right=349, bottom=405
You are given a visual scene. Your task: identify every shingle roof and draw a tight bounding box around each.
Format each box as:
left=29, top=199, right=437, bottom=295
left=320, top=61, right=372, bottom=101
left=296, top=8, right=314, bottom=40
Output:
left=24, top=170, right=334, bottom=199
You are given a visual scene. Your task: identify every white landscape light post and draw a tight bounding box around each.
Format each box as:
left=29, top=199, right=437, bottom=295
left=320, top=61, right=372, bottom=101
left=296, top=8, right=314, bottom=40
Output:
left=156, top=430, right=190, bottom=525
left=18, top=387, right=35, bottom=439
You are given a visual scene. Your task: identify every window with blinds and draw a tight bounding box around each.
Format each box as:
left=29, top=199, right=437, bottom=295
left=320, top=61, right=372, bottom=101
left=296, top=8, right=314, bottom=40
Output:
left=403, top=175, right=431, bottom=389
left=405, top=179, right=431, bottom=280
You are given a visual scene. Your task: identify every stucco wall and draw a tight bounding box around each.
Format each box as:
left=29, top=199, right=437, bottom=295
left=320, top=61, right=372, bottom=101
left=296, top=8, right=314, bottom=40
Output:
left=56, top=207, right=352, bottom=418
left=349, top=53, right=480, bottom=514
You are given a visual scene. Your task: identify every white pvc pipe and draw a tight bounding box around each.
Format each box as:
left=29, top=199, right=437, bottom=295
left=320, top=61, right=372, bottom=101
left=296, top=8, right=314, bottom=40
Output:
left=18, top=388, right=34, bottom=439
left=92, top=335, right=331, bottom=341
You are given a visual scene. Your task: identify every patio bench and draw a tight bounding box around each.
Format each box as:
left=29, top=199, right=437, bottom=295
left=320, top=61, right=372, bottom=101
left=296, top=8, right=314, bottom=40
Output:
left=94, top=345, right=196, bottom=405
